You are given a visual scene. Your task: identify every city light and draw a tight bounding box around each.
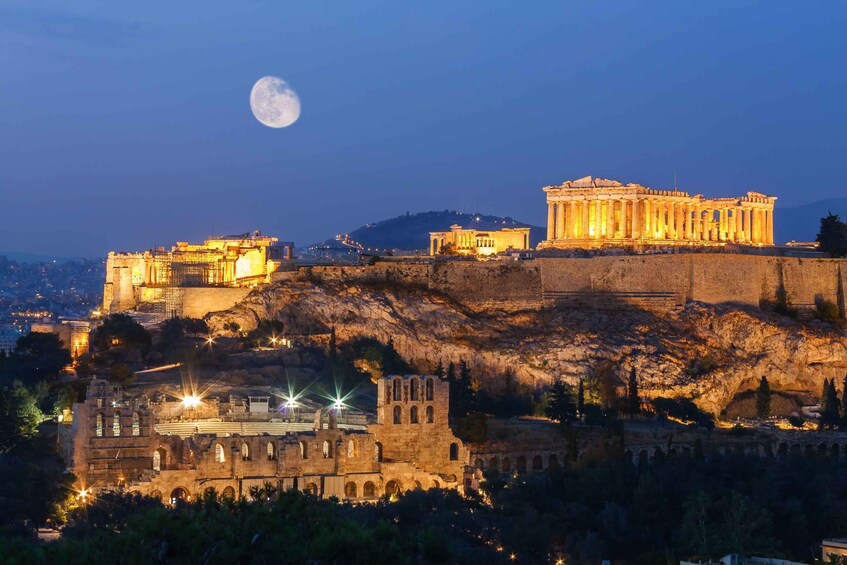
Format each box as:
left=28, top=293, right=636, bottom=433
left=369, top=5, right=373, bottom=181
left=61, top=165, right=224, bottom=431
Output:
left=182, top=395, right=201, bottom=409
left=206, top=336, right=215, bottom=346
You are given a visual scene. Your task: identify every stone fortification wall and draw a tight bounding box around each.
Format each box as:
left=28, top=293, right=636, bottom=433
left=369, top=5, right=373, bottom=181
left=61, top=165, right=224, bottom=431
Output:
left=181, top=287, right=253, bottom=318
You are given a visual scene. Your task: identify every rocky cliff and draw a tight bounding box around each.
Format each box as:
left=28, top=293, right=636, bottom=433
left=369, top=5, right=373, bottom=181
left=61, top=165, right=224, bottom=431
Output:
left=206, top=278, right=847, bottom=414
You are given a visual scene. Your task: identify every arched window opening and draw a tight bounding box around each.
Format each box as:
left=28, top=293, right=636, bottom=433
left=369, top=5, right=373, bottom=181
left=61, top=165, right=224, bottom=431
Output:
left=414, top=480, right=423, bottom=490
left=548, top=454, right=559, bottom=469
left=241, top=442, right=250, bottom=461
left=347, top=439, right=355, bottom=458
left=502, top=457, right=511, bottom=472
left=204, top=487, right=216, bottom=498
left=474, top=458, right=484, bottom=470
left=113, top=415, right=121, bottom=437
left=425, top=378, right=434, bottom=401
left=532, top=455, right=543, bottom=471
left=345, top=482, right=357, bottom=498
left=393, top=378, right=401, bottom=401
left=393, top=405, right=402, bottom=424
left=432, top=479, right=440, bottom=489
left=96, top=413, right=104, bottom=437
left=410, top=406, right=419, bottom=424
left=170, top=487, right=189, bottom=506
left=150, top=489, right=162, bottom=501
left=304, top=483, right=318, bottom=495
left=363, top=481, right=376, bottom=497
left=323, top=440, right=332, bottom=458
left=516, top=456, right=527, bottom=474
left=132, top=412, right=140, bottom=436
left=489, top=457, right=499, bottom=472
left=385, top=480, right=401, bottom=497
left=449, top=442, right=459, bottom=461
left=215, top=443, right=225, bottom=463
left=267, top=442, right=275, bottom=460
left=425, top=406, right=434, bottom=423
left=375, top=441, right=383, bottom=462
left=222, top=486, right=235, bottom=500
left=410, top=379, right=419, bottom=401
left=152, top=449, right=162, bottom=471
left=300, top=441, right=308, bottom=459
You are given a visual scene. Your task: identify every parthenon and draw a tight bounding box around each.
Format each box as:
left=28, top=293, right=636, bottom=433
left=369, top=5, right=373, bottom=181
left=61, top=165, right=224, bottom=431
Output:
left=538, top=176, right=776, bottom=249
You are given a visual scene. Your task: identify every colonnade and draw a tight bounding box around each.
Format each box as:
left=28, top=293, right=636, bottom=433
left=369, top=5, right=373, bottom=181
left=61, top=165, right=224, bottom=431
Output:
left=544, top=197, right=775, bottom=245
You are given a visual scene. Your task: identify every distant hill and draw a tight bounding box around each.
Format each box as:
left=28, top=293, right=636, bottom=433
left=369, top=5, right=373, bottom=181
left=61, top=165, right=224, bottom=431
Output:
left=774, top=197, right=847, bottom=244
left=340, top=211, right=545, bottom=252
left=0, top=251, right=94, bottom=263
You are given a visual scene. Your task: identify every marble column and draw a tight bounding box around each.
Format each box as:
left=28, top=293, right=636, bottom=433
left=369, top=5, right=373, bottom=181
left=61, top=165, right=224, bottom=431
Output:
left=593, top=199, right=601, bottom=239
left=766, top=209, right=773, bottom=244
left=546, top=203, right=555, bottom=241
left=619, top=199, right=628, bottom=238
left=719, top=209, right=727, bottom=241
left=644, top=199, right=652, bottom=238
left=605, top=200, right=615, bottom=238
left=581, top=200, right=590, bottom=238
left=743, top=208, right=752, bottom=243
left=568, top=201, right=576, bottom=238
left=658, top=201, right=667, bottom=239
left=631, top=199, right=639, bottom=239
left=667, top=201, right=676, bottom=239
left=734, top=206, right=742, bottom=243
left=556, top=202, right=566, bottom=240
left=675, top=202, right=684, bottom=241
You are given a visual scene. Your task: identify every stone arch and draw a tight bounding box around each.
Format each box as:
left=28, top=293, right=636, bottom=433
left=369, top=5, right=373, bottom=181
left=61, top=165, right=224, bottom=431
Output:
left=204, top=486, right=216, bottom=498
left=363, top=481, right=376, bottom=497
left=149, top=489, right=162, bottom=501
left=425, top=405, right=434, bottom=423
left=393, top=378, right=401, bottom=401
left=818, top=443, right=828, bottom=457
left=304, top=482, right=318, bottom=495
left=153, top=447, right=166, bottom=471
left=385, top=480, right=402, bottom=497
left=432, top=479, right=441, bottom=489
left=548, top=454, right=559, bottom=469
left=323, top=440, right=332, bottom=458
left=132, top=411, right=140, bottom=436
left=215, top=443, right=226, bottom=463
left=347, top=439, right=356, bottom=458
left=532, top=455, right=543, bottom=471
left=638, top=450, right=648, bottom=466
left=267, top=441, right=275, bottom=460
left=96, top=412, right=104, bottom=437
left=300, top=440, right=308, bottom=459
left=410, top=378, right=419, bottom=401
left=345, top=481, right=357, bottom=498
left=241, top=442, right=250, bottom=461
left=170, top=487, right=189, bottom=505
left=410, top=406, right=419, bottom=424
left=393, top=405, right=402, bottom=424
left=502, top=456, right=512, bottom=473
left=375, top=441, right=383, bottom=462
left=426, top=378, right=434, bottom=401
left=222, top=486, right=235, bottom=500
left=778, top=442, right=788, bottom=457
left=449, top=442, right=459, bottom=461
left=516, top=455, right=527, bottom=474
left=413, top=480, right=423, bottom=490
left=112, top=414, right=121, bottom=437
left=489, top=456, right=499, bottom=472
left=474, top=458, right=484, bottom=470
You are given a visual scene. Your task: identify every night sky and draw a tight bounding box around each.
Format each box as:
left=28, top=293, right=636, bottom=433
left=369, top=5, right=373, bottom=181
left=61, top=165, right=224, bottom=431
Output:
left=2, top=2, right=846, bottom=257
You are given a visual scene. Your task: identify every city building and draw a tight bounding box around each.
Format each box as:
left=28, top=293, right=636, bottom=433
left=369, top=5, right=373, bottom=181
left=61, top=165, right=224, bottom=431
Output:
left=29, top=318, right=91, bottom=359
left=60, top=374, right=469, bottom=502
left=539, top=176, right=777, bottom=249
left=429, top=224, right=531, bottom=256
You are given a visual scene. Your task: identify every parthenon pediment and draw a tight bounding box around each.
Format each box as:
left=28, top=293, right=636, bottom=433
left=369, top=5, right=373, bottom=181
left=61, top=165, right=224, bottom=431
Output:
left=562, top=176, right=625, bottom=189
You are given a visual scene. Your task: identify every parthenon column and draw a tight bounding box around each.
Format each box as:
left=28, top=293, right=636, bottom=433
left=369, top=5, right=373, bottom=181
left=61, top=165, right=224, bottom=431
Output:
left=569, top=201, right=578, bottom=238
left=719, top=209, right=727, bottom=241
left=675, top=202, right=684, bottom=241
left=766, top=209, right=773, bottom=244
left=643, top=199, right=652, bottom=238
left=605, top=200, right=614, bottom=238
left=547, top=203, right=555, bottom=241
left=556, top=202, right=566, bottom=240
left=631, top=199, right=640, bottom=239
left=581, top=199, right=590, bottom=238
left=734, top=206, right=742, bottom=243
left=727, top=208, right=736, bottom=242
left=593, top=199, right=601, bottom=239
left=667, top=201, right=676, bottom=239
left=743, top=208, right=752, bottom=243
left=619, top=199, right=628, bottom=238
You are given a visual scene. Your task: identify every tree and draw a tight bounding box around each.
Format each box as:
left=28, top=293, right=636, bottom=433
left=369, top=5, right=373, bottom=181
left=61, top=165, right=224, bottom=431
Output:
left=819, top=378, right=841, bottom=430
left=587, top=361, right=619, bottom=410
left=816, top=212, right=847, bottom=258
left=448, top=360, right=476, bottom=419
left=90, top=314, right=151, bottom=352
left=577, top=379, right=585, bottom=416
left=842, top=374, right=847, bottom=426
left=755, top=376, right=772, bottom=420
left=433, top=359, right=445, bottom=378
left=627, top=368, right=640, bottom=417
left=545, top=380, right=577, bottom=424
left=4, top=332, right=71, bottom=383
left=0, top=382, right=44, bottom=453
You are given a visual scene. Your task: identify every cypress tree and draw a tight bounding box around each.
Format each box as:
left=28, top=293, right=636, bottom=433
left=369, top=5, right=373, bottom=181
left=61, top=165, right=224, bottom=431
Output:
left=434, top=359, right=445, bottom=378
left=577, top=379, right=585, bottom=416
left=755, top=376, right=772, bottom=420
left=627, top=368, right=640, bottom=417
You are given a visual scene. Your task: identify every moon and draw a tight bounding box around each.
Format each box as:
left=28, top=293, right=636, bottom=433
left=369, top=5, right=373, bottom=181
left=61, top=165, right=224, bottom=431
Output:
left=250, top=76, right=301, bottom=128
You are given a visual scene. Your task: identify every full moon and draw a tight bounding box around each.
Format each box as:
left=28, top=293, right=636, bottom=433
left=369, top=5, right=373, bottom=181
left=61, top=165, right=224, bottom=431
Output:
left=250, top=76, right=301, bottom=128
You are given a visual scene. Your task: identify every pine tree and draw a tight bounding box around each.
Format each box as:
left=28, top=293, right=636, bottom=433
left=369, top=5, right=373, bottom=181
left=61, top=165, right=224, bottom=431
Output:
left=577, top=379, right=585, bottom=416
left=841, top=374, right=847, bottom=424
left=820, top=378, right=841, bottom=430
left=755, top=376, right=772, bottom=420
left=627, top=368, right=640, bottom=417
left=546, top=380, right=576, bottom=424
left=434, top=359, right=445, bottom=378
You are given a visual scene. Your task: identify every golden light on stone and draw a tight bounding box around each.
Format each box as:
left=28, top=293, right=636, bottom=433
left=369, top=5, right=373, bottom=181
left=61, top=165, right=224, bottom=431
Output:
left=182, top=394, right=202, bottom=409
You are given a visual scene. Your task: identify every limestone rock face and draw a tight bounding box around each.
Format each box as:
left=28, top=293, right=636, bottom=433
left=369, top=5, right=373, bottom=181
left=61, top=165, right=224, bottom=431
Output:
left=206, top=280, right=847, bottom=414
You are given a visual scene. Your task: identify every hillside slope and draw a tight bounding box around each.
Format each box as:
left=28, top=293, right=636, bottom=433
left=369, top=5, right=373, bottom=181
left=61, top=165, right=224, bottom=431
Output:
left=206, top=278, right=847, bottom=414
left=340, top=211, right=544, bottom=251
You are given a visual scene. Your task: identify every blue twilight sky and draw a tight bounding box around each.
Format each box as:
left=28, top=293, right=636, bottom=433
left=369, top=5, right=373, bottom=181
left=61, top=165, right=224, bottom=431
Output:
left=2, top=1, right=847, bottom=257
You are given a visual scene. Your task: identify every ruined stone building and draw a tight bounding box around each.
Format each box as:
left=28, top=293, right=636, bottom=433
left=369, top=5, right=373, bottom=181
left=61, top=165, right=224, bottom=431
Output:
left=429, top=224, right=531, bottom=256
left=60, top=375, right=469, bottom=504
left=539, top=176, right=777, bottom=248
left=103, top=231, right=293, bottom=316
